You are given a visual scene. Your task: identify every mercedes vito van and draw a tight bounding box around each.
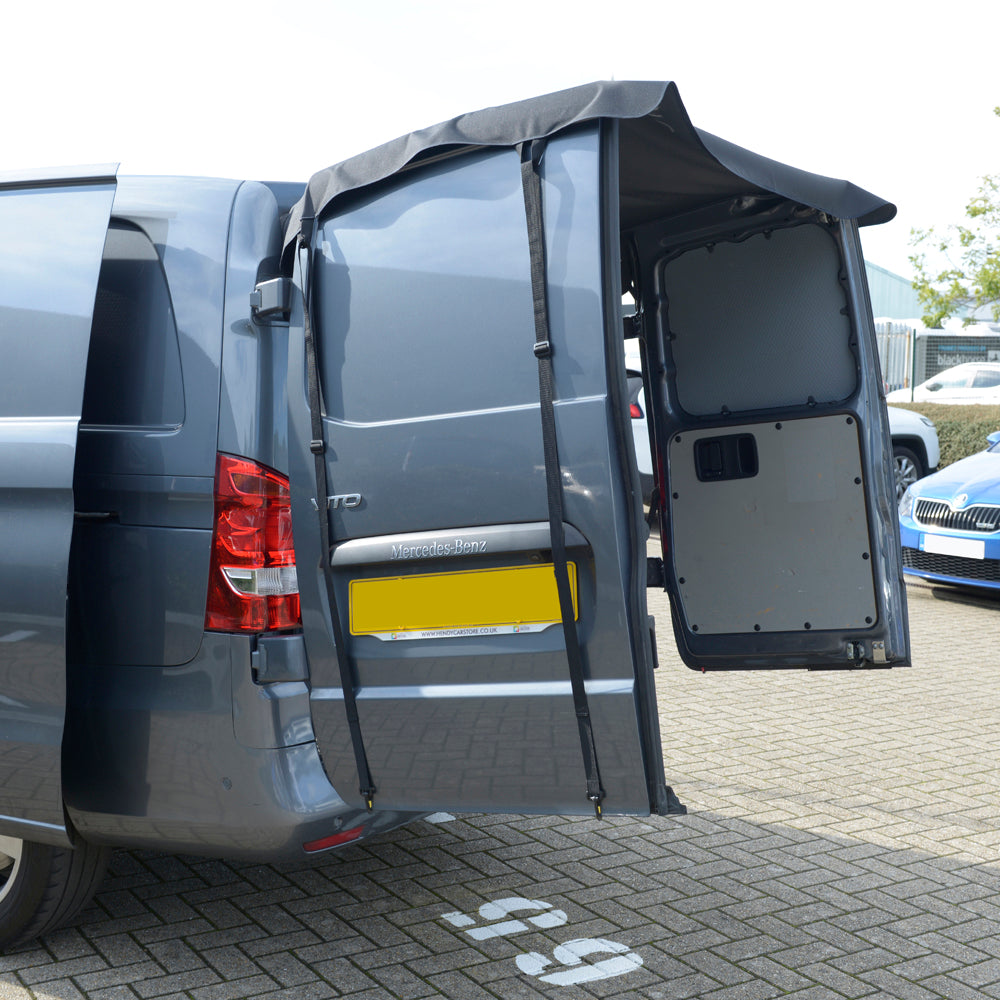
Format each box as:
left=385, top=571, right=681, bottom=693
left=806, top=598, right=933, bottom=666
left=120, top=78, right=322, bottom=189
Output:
left=0, top=80, right=909, bottom=945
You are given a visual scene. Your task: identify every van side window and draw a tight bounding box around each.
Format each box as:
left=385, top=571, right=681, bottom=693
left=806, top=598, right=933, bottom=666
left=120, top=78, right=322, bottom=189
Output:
left=314, top=148, right=536, bottom=424
left=81, top=222, right=184, bottom=427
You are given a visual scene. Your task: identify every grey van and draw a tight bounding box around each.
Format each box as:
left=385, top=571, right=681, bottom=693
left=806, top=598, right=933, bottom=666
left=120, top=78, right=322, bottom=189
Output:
left=0, top=81, right=909, bottom=946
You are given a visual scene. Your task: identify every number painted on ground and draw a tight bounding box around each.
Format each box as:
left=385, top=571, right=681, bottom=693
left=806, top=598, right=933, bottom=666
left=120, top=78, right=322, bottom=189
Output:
left=442, top=897, right=568, bottom=940
left=441, top=897, right=644, bottom=987
left=515, top=938, right=644, bottom=986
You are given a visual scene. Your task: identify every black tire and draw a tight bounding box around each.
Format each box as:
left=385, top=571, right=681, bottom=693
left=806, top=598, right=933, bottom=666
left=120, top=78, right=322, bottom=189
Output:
left=892, top=444, right=924, bottom=501
left=0, top=834, right=111, bottom=949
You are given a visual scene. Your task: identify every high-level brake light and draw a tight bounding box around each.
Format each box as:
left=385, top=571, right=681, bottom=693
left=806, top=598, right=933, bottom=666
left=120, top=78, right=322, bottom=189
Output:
left=205, top=454, right=301, bottom=632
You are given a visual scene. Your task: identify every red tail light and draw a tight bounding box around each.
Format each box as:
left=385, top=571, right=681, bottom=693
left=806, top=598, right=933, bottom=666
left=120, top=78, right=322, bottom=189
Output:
left=630, top=402, right=643, bottom=419
left=205, top=454, right=301, bottom=633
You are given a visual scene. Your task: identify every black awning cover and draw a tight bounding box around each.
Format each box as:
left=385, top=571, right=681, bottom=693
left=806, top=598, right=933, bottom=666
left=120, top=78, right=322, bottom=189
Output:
left=282, top=80, right=894, bottom=267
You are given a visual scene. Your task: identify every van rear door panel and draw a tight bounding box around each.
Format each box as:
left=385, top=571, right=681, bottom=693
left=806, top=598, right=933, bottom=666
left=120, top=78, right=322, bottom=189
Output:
left=0, top=168, right=116, bottom=843
left=636, top=218, right=909, bottom=669
left=670, top=416, right=877, bottom=635
left=288, top=128, right=665, bottom=816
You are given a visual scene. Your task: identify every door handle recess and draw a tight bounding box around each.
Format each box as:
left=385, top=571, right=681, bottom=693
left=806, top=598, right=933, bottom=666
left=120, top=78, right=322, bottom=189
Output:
left=693, top=433, right=758, bottom=482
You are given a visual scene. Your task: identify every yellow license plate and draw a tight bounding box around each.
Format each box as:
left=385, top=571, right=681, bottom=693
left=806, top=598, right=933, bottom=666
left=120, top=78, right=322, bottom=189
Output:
left=349, top=563, right=577, bottom=639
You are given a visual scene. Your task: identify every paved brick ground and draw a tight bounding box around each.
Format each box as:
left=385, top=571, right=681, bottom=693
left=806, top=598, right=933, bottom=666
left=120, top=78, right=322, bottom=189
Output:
left=2, top=578, right=999, bottom=999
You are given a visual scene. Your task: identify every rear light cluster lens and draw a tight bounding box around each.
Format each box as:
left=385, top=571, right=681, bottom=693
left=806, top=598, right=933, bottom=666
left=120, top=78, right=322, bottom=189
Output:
left=303, top=824, right=366, bottom=853
left=629, top=402, right=643, bottom=419
left=205, top=454, right=301, bottom=632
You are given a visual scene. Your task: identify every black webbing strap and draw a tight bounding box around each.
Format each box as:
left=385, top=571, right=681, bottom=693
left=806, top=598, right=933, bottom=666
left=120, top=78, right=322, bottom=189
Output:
left=298, top=225, right=376, bottom=810
left=519, top=140, right=605, bottom=817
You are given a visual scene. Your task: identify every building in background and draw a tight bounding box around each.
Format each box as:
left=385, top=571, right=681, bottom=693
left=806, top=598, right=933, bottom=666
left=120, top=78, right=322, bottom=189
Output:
left=865, top=262, right=1000, bottom=393
left=866, top=261, right=922, bottom=320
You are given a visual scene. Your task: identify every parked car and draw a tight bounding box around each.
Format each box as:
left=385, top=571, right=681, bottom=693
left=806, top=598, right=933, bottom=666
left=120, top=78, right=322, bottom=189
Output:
left=887, top=407, right=940, bottom=500
left=628, top=341, right=938, bottom=502
left=898, top=431, right=1000, bottom=590
left=886, top=362, right=1000, bottom=404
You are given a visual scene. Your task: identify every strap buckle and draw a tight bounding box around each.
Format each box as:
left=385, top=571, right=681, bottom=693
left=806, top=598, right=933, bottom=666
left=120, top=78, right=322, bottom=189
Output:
left=533, top=339, right=552, bottom=359
left=299, top=216, right=316, bottom=248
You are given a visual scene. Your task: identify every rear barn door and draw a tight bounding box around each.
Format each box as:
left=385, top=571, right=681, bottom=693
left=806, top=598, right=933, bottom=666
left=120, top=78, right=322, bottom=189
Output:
left=0, top=168, right=116, bottom=844
left=640, top=221, right=910, bottom=670
left=288, top=128, right=665, bottom=816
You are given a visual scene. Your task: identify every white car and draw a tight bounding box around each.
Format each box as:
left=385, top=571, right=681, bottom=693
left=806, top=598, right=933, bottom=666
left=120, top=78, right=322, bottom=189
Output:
left=627, top=353, right=938, bottom=502
left=886, top=406, right=940, bottom=499
left=886, top=362, right=1000, bottom=405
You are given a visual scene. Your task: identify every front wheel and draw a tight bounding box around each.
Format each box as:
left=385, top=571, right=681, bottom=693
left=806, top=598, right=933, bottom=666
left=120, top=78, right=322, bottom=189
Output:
left=0, top=835, right=111, bottom=949
left=892, top=444, right=924, bottom=502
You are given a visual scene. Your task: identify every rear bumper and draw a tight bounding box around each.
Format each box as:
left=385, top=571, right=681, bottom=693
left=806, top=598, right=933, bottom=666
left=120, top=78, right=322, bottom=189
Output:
left=64, top=633, right=418, bottom=859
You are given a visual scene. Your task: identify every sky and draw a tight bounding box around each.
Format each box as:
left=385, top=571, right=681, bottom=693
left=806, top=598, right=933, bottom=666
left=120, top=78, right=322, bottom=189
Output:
left=4, top=0, right=996, bottom=278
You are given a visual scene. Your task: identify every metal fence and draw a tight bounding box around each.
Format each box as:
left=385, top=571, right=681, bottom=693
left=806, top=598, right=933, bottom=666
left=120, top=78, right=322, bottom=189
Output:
left=876, top=321, right=915, bottom=392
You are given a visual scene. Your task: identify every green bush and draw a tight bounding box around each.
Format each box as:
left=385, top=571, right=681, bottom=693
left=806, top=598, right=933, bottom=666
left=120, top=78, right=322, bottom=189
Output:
left=888, top=403, right=1000, bottom=469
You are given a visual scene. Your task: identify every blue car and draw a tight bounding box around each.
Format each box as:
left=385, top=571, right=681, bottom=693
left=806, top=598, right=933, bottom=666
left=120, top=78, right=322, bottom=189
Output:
left=899, top=432, right=1000, bottom=589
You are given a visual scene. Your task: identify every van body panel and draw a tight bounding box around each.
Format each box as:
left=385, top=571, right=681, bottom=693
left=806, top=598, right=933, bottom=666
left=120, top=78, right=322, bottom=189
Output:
left=217, top=180, right=300, bottom=473
left=0, top=169, right=116, bottom=844
left=63, top=633, right=411, bottom=859
left=75, top=175, right=241, bottom=482
left=72, top=178, right=242, bottom=669
left=60, top=179, right=422, bottom=856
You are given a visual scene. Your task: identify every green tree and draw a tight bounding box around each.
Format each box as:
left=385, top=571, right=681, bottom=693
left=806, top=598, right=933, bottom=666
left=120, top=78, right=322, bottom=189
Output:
left=910, top=107, right=1000, bottom=327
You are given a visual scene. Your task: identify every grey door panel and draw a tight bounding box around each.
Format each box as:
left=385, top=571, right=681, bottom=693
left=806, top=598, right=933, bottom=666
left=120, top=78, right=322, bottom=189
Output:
left=670, top=415, right=877, bottom=634
left=72, top=179, right=244, bottom=670
left=289, top=129, right=662, bottom=816
left=639, top=219, right=910, bottom=669
left=0, top=169, right=116, bottom=843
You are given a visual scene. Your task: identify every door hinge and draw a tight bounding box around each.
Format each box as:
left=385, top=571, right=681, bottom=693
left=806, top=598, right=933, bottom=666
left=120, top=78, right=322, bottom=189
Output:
left=646, top=557, right=664, bottom=588
left=847, top=640, right=888, bottom=666
left=250, top=277, right=291, bottom=319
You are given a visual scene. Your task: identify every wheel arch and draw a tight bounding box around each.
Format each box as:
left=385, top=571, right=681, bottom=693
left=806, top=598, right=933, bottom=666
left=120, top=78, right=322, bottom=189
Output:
left=891, top=434, right=927, bottom=474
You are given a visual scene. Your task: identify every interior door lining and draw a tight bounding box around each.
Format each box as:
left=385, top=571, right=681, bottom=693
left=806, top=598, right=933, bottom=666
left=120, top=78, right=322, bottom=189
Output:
left=669, top=414, right=877, bottom=634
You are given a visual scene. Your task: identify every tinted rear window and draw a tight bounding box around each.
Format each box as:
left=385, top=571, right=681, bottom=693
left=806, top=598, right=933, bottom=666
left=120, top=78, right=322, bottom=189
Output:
left=82, top=222, right=184, bottom=427
left=314, top=148, right=536, bottom=424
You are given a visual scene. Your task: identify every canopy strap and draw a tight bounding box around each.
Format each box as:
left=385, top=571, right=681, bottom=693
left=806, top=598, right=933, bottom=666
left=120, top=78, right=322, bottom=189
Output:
left=298, top=226, right=376, bottom=811
left=518, top=140, right=605, bottom=818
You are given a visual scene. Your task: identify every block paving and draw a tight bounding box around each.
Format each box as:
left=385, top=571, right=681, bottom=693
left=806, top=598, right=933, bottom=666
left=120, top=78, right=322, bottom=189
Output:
left=1, top=577, right=999, bottom=998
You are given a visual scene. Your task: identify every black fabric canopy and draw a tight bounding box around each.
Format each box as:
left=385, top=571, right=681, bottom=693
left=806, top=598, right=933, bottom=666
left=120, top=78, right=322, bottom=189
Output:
left=281, top=80, right=894, bottom=267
